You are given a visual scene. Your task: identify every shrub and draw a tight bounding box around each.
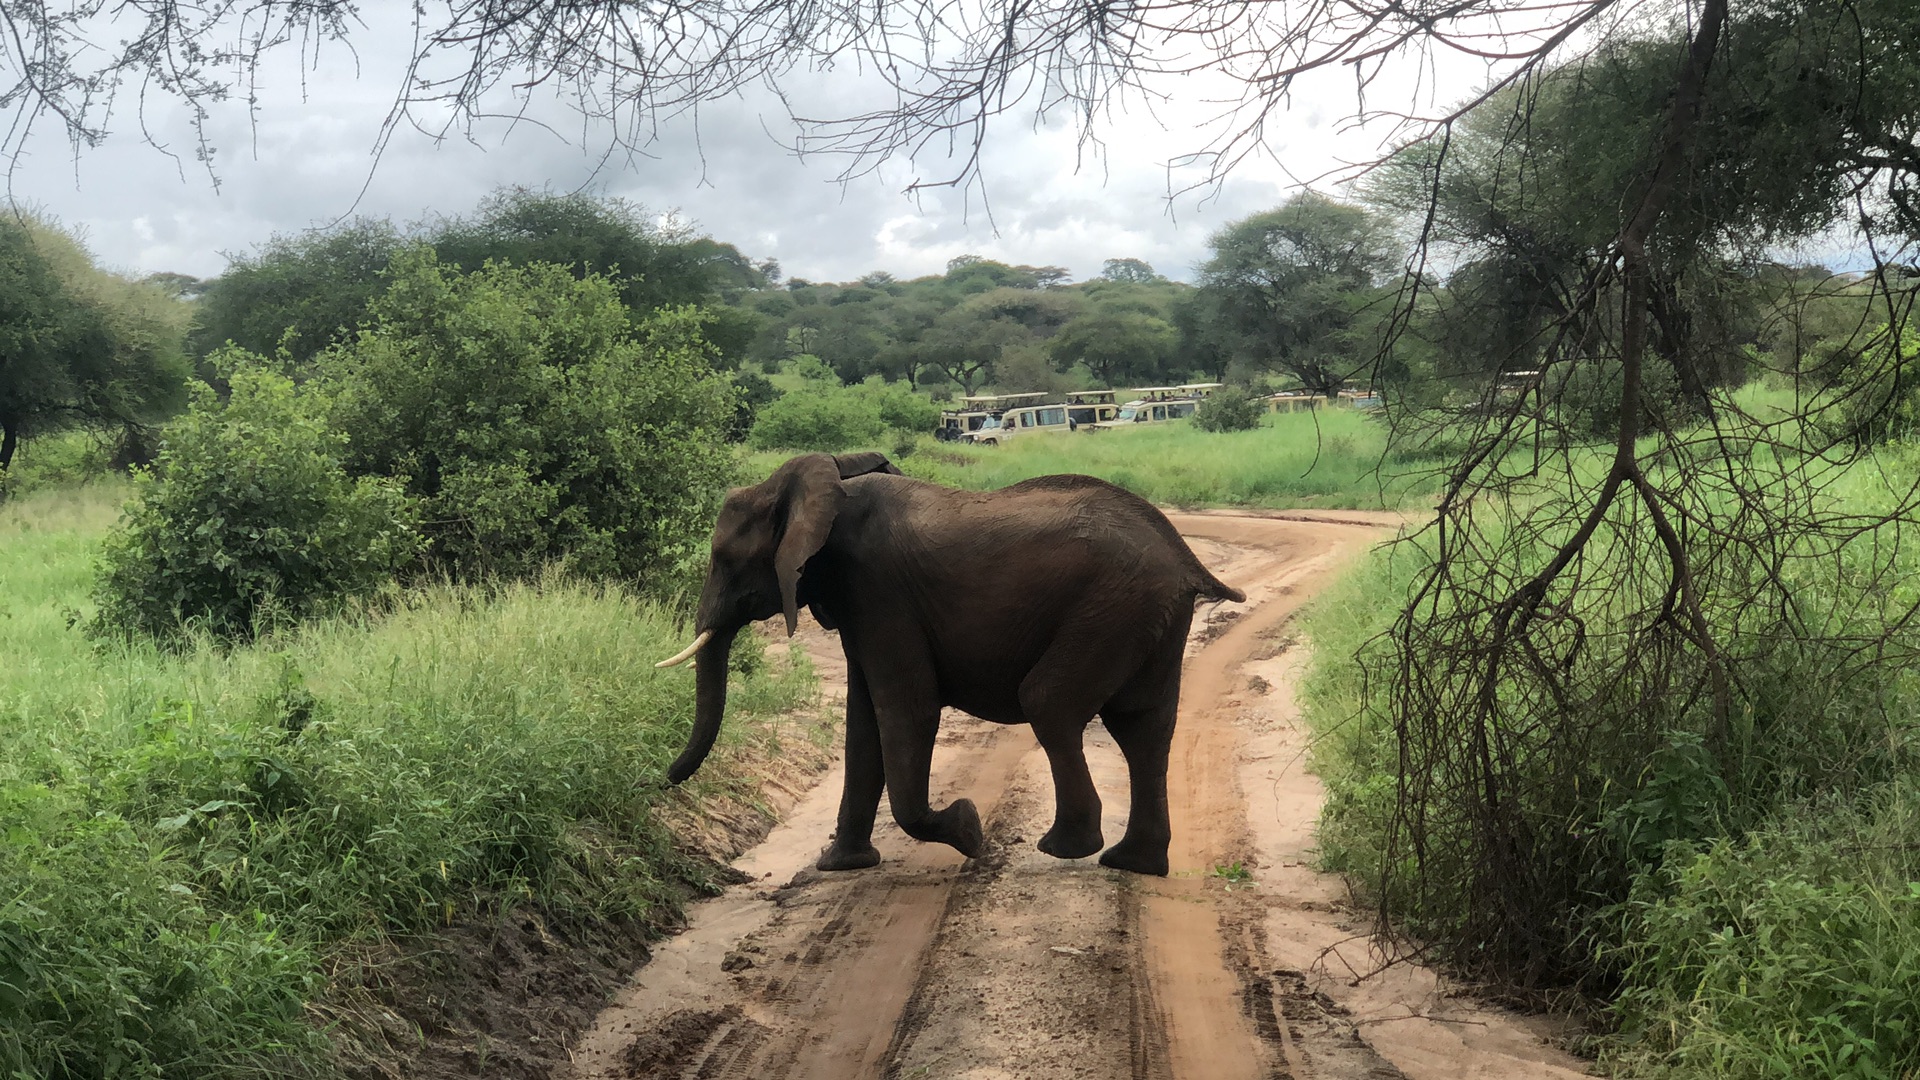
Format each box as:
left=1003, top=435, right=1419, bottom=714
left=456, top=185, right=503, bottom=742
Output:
left=748, top=375, right=935, bottom=452
left=851, top=375, right=941, bottom=434
left=91, top=360, right=418, bottom=641
left=1609, top=785, right=1920, bottom=1078
left=1826, top=326, right=1920, bottom=446
left=1555, top=353, right=1687, bottom=439
left=1194, top=387, right=1265, bottom=432
left=322, top=251, right=738, bottom=587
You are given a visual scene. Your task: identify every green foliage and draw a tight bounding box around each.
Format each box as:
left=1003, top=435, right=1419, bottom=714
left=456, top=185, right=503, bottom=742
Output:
left=1302, top=437, right=1920, bottom=990
left=1, top=489, right=818, bottom=1075
left=322, top=251, right=738, bottom=587
left=748, top=371, right=936, bottom=452
left=91, top=361, right=418, bottom=642
left=1047, top=308, right=1176, bottom=388
left=1099, top=258, right=1163, bottom=284
left=0, top=217, right=189, bottom=474
left=188, top=217, right=401, bottom=367
left=1194, top=193, right=1401, bottom=395
left=428, top=188, right=767, bottom=328
left=1556, top=353, right=1688, bottom=440
left=191, top=188, right=769, bottom=371
left=0, top=786, right=326, bottom=1079
left=1610, top=785, right=1920, bottom=1079
left=722, top=260, right=1194, bottom=393
left=1829, top=327, right=1920, bottom=446
left=1193, top=387, right=1265, bottom=433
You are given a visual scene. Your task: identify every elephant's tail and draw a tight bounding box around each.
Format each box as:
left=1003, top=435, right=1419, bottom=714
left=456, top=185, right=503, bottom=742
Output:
left=1196, top=572, right=1246, bottom=604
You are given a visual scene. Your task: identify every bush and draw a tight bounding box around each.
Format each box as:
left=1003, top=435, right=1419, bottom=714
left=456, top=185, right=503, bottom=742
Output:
left=748, top=375, right=935, bottom=452
left=1194, top=387, right=1265, bottom=432
left=91, top=360, right=418, bottom=641
left=322, top=251, right=739, bottom=587
left=1827, top=326, right=1920, bottom=446
left=1300, top=489, right=1920, bottom=986
left=1556, top=353, right=1687, bottom=439
left=1609, top=784, right=1920, bottom=1078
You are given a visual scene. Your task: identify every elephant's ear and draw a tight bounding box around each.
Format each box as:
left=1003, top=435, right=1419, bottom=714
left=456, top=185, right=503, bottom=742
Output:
left=773, top=455, right=847, bottom=635
left=834, top=452, right=903, bottom=478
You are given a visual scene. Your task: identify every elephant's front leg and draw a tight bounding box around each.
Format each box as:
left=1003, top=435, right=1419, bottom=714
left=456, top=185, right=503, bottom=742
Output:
left=873, top=689, right=984, bottom=860
left=1031, top=719, right=1104, bottom=860
left=816, top=664, right=884, bottom=871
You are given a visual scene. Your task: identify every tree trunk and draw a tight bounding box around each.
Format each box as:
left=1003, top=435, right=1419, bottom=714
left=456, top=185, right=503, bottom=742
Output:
left=0, top=418, right=16, bottom=473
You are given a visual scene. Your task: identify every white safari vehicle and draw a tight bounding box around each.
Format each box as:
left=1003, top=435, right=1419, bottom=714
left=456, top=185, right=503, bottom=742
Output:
left=1089, top=384, right=1216, bottom=429
left=965, top=402, right=1075, bottom=445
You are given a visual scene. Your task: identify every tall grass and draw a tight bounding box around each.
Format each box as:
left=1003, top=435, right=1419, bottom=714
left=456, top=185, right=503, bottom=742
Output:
left=0, top=486, right=817, bottom=1078
left=747, top=409, right=1439, bottom=508
left=1297, top=439, right=1920, bottom=1076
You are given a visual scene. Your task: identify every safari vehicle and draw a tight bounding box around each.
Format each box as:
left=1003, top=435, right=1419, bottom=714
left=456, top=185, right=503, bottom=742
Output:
left=966, top=402, right=1076, bottom=445
left=1066, top=390, right=1119, bottom=428
left=1088, top=387, right=1203, bottom=429
left=934, top=393, right=1048, bottom=441
left=936, top=409, right=997, bottom=441
left=1265, top=391, right=1329, bottom=413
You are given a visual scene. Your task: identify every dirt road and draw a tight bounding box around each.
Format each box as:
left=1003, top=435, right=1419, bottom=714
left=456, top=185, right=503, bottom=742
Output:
left=565, top=512, right=1591, bottom=1080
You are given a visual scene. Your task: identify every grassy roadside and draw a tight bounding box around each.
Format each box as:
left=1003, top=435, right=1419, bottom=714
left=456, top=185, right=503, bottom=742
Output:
left=746, top=408, right=1439, bottom=509
left=1294, top=447, right=1920, bottom=1079
left=0, top=485, right=824, bottom=1078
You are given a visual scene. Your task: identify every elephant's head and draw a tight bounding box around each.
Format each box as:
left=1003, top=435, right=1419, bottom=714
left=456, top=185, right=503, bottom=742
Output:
left=657, top=452, right=901, bottom=784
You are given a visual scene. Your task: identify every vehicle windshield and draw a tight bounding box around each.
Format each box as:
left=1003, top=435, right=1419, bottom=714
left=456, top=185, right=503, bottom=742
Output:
left=1116, top=407, right=1137, bottom=421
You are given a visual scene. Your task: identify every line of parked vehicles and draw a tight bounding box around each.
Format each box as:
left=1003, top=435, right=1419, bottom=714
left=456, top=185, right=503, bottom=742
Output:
left=934, top=384, right=1378, bottom=445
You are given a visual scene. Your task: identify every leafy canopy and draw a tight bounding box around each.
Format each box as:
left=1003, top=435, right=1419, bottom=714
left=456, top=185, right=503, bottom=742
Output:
left=321, top=250, right=740, bottom=586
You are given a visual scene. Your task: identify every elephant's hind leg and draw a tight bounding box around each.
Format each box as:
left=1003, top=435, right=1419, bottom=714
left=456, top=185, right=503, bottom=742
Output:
left=1029, top=719, right=1104, bottom=860
left=1098, top=696, right=1176, bottom=876
left=817, top=663, right=884, bottom=871
left=1020, top=629, right=1157, bottom=861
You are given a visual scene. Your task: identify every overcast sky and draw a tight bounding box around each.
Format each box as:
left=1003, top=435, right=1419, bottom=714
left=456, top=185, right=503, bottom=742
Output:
left=7, top=8, right=1496, bottom=286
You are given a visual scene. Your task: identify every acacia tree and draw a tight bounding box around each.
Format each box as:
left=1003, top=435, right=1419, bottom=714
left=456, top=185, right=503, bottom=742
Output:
left=1195, top=193, right=1401, bottom=395
left=0, top=218, right=189, bottom=473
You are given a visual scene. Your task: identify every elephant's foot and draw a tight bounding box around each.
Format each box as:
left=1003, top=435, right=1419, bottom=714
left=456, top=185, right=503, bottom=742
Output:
left=815, top=840, right=882, bottom=872
left=1036, top=821, right=1104, bottom=861
left=902, top=799, right=985, bottom=859
left=1098, top=835, right=1170, bottom=876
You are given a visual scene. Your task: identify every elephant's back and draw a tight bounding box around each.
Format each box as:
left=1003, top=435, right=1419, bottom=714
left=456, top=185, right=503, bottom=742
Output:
left=917, top=473, right=1242, bottom=604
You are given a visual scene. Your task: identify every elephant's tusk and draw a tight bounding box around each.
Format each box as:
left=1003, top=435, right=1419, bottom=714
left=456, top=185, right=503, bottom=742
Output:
left=655, top=629, right=715, bottom=669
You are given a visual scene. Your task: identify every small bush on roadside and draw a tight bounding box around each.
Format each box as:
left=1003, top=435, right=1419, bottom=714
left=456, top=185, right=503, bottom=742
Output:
left=1608, top=783, right=1920, bottom=1079
left=749, top=374, right=935, bottom=452
left=322, top=251, right=738, bottom=588
left=91, top=359, right=418, bottom=641
left=1194, top=387, right=1265, bottom=433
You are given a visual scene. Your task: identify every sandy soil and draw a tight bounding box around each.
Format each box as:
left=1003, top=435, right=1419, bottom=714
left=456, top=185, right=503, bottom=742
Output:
left=562, top=511, right=1593, bottom=1080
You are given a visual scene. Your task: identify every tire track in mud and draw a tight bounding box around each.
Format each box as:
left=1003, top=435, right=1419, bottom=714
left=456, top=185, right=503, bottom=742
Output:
left=567, top=512, right=1569, bottom=1080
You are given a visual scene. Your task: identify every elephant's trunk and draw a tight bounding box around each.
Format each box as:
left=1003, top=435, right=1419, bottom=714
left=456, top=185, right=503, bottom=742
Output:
left=665, top=625, right=740, bottom=785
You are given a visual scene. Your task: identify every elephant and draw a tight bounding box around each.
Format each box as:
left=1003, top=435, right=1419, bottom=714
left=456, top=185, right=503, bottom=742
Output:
left=656, top=452, right=1244, bottom=876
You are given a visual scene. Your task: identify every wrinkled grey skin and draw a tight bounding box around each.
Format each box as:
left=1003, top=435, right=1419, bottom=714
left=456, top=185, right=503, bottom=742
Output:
left=664, top=452, right=1243, bottom=876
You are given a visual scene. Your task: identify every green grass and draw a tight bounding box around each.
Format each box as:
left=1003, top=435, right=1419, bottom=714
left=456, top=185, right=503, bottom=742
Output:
left=0, top=485, right=818, bottom=1078
left=747, top=408, right=1439, bottom=509
left=1294, top=428, right=1920, bottom=1077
